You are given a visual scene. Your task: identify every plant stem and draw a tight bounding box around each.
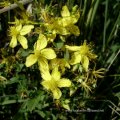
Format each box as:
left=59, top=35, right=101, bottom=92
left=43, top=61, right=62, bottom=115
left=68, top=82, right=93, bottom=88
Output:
left=103, top=0, right=108, bottom=52
left=107, top=49, right=120, bottom=70
left=0, top=0, right=33, bottom=14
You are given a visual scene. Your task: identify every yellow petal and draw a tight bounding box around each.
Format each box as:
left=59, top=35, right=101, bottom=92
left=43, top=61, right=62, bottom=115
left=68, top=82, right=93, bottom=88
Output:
left=61, top=15, right=79, bottom=26
left=67, top=25, right=80, bottom=36
left=49, top=58, right=59, bottom=69
left=16, top=24, right=22, bottom=31
left=58, top=27, right=70, bottom=35
left=41, top=48, right=56, bottom=59
left=38, top=58, right=49, bottom=73
left=70, top=52, right=81, bottom=65
left=65, top=45, right=80, bottom=51
left=81, top=56, right=89, bottom=71
left=20, top=25, right=34, bottom=35
left=61, top=5, right=70, bottom=17
left=71, top=14, right=80, bottom=24
left=58, top=78, right=71, bottom=87
left=47, top=33, right=56, bottom=42
left=25, top=54, right=38, bottom=67
left=41, top=71, right=51, bottom=81
left=10, top=36, right=17, bottom=48
left=38, top=57, right=49, bottom=69
left=88, top=52, right=97, bottom=59
left=52, top=67, right=61, bottom=80
left=54, top=19, right=70, bottom=35
left=61, top=17, right=72, bottom=27
left=64, top=61, right=70, bottom=69
left=42, top=80, right=62, bottom=99
left=41, top=80, right=50, bottom=90
left=18, top=35, right=28, bottom=49
left=34, top=34, right=47, bottom=51
left=38, top=58, right=51, bottom=81
left=62, top=104, right=70, bottom=110
left=52, top=88, right=62, bottom=99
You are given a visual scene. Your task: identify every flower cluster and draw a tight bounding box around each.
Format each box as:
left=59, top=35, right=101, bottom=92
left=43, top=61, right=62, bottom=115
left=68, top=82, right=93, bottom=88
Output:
left=8, top=5, right=104, bottom=103
left=65, top=41, right=97, bottom=72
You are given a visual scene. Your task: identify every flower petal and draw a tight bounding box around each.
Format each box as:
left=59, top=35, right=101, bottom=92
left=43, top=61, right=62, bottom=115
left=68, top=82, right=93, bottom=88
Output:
left=65, top=45, right=80, bottom=51
left=18, top=35, right=28, bottom=49
left=41, top=80, right=50, bottom=90
left=61, top=17, right=72, bottom=27
left=81, top=56, right=89, bottom=71
left=38, top=58, right=51, bottom=81
left=67, top=25, right=80, bottom=36
left=70, top=52, right=81, bottom=65
left=53, top=19, right=70, bottom=35
left=20, top=25, right=34, bottom=35
left=10, top=36, right=17, bottom=48
left=52, top=88, right=62, bottom=99
left=34, top=34, right=47, bottom=51
left=58, top=78, right=71, bottom=87
left=41, top=48, right=56, bottom=59
left=47, top=33, right=56, bottom=42
left=25, top=54, right=38, bottom=67
left=16, top=24, right=22, bottom=31
left=52, top=67, right=61, bottom=80
left=41, top=71, right=51, bottom=81
left=71, top=14, right=80, bottom=24
left=38, top=57, right=49, bottom=71
left=61, top=5, right=70, bottom=17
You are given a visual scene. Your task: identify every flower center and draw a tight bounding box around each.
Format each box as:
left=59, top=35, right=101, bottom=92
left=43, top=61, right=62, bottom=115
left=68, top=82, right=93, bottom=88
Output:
left=9, top=26, right=19, bottom=37
left=79, top=45, right=89, bottom=55
left=49, top=79, right=58, bottom=91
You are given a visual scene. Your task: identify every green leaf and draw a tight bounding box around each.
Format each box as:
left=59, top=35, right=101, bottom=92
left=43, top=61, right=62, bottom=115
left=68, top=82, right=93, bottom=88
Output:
left=35, top=110, right=46, bottom=118
left=13, top=112, right=25, bottom=120
left=64, top=49, right=69, bottom=60
left=26, top=95, right=41, bottom=112
left=53, top=40, right=64, bottom=49
left=26, top=91, right=46, bottom=112
left=4, top=76, right=19, bottom=85
left=18, top=49, right=32, bottom=57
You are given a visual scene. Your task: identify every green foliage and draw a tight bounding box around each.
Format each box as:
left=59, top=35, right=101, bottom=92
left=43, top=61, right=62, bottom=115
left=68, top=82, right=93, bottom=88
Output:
left=0, top=0, right=120, bottom=120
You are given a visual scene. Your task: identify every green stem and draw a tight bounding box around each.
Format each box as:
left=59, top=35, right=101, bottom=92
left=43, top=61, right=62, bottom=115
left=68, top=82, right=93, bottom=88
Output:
left=107, top=49, right=120, bottom=70
left=103, top=0, right=108, bottom=52
left=107, top=12, right=120, bottom=44
left=0, top=99, right=29, bottom=105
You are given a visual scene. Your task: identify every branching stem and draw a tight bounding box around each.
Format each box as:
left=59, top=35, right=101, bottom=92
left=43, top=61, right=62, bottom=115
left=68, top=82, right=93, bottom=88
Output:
left=0, top=0, right=33, bottom=14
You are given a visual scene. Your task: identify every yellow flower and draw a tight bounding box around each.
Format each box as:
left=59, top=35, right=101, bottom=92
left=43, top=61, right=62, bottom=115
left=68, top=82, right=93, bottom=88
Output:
left=41, top=67, right=71, bottom=99
left=44, top=5, right=80, bottom=37
left=65, top=41, right=97, bottom=71
left=25, top=34, right=56, bottom=70
left=61, top=5, right=80, bottom=25
left=9, top=24, right=34, bottom=49
left=59, top=5, right=80, bottom=36
left=44, top=17, right=70, bottom=36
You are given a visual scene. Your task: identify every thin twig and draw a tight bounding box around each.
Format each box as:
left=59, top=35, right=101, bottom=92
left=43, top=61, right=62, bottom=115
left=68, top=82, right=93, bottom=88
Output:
left=0, top=0, right=33, bottom=14
left=109, top=105, right=120, bottom=116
